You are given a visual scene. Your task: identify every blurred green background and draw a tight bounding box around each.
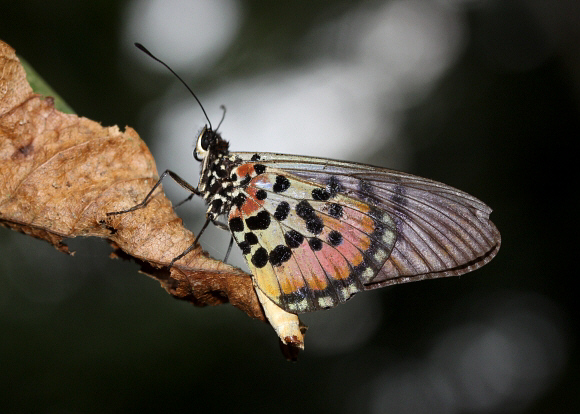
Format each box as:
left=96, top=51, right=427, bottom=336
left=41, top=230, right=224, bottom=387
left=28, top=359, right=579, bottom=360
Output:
left=1, top=0, right=578, bottom=412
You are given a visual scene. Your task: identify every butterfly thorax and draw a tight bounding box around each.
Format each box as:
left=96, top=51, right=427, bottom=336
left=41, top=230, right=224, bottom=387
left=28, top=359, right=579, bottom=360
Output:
left=197, top=132, right=241, bottom=220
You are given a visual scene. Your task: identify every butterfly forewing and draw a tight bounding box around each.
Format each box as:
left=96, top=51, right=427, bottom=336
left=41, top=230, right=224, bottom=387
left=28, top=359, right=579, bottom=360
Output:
left=232, top=152, right=501, bottom=292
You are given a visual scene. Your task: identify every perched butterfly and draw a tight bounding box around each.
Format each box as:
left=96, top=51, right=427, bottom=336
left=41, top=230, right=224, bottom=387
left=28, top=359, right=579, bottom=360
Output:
left=189, top=130, right=500, bottom=314
left=109, top=44, right=500, bottom=315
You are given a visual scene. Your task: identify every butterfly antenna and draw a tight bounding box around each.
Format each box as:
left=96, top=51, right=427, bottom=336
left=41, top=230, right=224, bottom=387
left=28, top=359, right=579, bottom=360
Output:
left=216, top=105, right=226, bottom=131
left=134, top=42, right=213, bottom=130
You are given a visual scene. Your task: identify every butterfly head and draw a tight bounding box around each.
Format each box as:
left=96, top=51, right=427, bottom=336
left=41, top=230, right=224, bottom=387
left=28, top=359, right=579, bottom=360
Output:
left=194, top=126, right=229, bottom=162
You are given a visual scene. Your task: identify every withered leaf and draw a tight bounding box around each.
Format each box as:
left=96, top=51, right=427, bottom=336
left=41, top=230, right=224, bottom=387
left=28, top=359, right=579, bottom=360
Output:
left=0, top=40, right=267, bottom=325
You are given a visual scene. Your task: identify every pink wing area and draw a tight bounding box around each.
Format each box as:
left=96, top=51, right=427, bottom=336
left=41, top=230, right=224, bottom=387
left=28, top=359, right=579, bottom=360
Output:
left=231, top=153, right=501, bottom=294
left=227, top=167, right=397, bottom=313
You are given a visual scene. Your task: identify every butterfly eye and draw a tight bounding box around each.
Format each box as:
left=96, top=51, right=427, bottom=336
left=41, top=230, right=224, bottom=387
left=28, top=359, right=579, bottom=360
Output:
left=194, top=126, right=213, bottom=161
left=201, top=130, right=211, bottom=150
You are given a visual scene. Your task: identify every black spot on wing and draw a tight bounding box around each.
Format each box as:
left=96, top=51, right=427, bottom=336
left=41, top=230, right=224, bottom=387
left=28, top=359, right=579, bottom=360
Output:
left=251, top=153, right=261, bottom=161
left=327, top=203, right=343, bottom=218
left=295, top=200, right=313, bottom=217
left=273, top=175, right=291, bottom=193
left=256, top=189, right=267, bottom=200
left=328, top=230, right=343, bottom=246
left=296, top=200, right=323, bottom=235
left=326, top=175, right=342, bottom=196
left=244, top=232, right=258, bottom=245
left=245, top=210, right=271, bottom=230
left=284, top=230, right=304, bottom=248
left=312, top=188, right=331, bottom=201
left=307, top=219, right=324, bottom=236
left=308, top=237, right=323, bottom=251
left=251, top=247, right=269, bottom=268
left=229, top=217, right=244, bottom=232
left=254, top=164, right=267, bottom=175
left=269, top=245, right=292, bottom=267
left=274, top=201, right=290, bottom=221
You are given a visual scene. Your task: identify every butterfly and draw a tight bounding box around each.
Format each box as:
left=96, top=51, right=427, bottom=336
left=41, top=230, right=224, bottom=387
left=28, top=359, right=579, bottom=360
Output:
left=109, top=44, right=500, bottom=315
left=189, top=127, right=501, bottom=313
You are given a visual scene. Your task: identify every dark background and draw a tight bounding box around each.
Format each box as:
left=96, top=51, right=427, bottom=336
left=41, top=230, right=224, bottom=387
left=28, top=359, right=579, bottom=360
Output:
left=1, top=0, right=578, bottom=412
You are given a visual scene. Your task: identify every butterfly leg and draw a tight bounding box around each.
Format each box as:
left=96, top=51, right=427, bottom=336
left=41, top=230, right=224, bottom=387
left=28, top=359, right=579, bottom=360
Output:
left=107, top=169, right=198, bottom=216
left=168, top=217, right=212, bottom=267
left=196, top=218, right=233, bottom=263
left=212, top=219, right=230, bottom=231
left=203, top=219, right=233, bottom=263
left=174, top=193, right=195, bottom=208
left=223, top=236, right=234, bottom=263
left=168, top=215, right=234, bottom=267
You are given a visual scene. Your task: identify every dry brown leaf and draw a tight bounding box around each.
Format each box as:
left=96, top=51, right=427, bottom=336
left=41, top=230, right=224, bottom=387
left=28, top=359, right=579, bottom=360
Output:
left=0, top=40, right=270, bottom=329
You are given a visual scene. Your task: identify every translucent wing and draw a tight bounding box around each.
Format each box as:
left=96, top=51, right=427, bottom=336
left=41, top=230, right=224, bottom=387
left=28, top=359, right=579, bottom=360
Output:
left=231, top=152, right=501, bottom=294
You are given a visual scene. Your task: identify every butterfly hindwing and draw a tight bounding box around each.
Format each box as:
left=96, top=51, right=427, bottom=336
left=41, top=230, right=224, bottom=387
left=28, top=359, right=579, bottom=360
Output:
left=227, top=163, right=397, bottom=313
